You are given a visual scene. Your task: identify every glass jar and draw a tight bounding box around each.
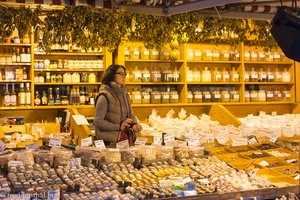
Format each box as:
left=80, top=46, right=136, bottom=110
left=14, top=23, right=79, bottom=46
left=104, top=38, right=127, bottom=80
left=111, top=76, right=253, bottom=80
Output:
left=140, top=47, right=150, bottom=60
left=132, top=66, right=142, bottom=82
left=266, top=68, right=274, bottom=82
left=161, top=91, right=170, bottom=104
left=257, top=51, right=265, bottom=62
left=192, top=68, right=201, bottom=82
left=142, top=67, right=151, bottom=82
left=274, top=90, right=282, bottom=101
left=71, top=72, right=80, bottom=83
left=244, top=90, right=250, bottom=102
left=80, top=73, right=88, bottom=82
left=230, top=67, right=239, bottom=82
left=141, top=90, right=150, bottom=104
left=244, top=50, right=251, bottom=61
left=203, top=91, right=211, bottom=103
left=131, top=89, right=142, bottom=104
left=250, top=67, right=258, bottom=82
left=170, top=90, right=179, bottom=103
left=187, top=90, right=193, bottom=103
left=222, top=68, right=230, bottom=82
left=172, top=67, right=180, bottom=82
left=221, top=90, right=230, bottom=102
left=282, top=90, right=291, bottom=101
left=274, top=68, right=282, bottom=82
left=203, top=49, right=213, bottom=61
left=202, top=67, right=211, bottom=82
left=130, top=47, right=140, bottom=60
left=187, top=48, right=194, bottom=60
left=220, top=50, right=230, bottom=61
left=194, top=49, right=202, bottom=61
left=50, top=74, right=57, bottom=83
left=193, top=91, right=202, bottom=103
left=151, top=67, right=161, bottom=82
left=56, top=74, right=62, bottom=83
left=88, top=73, right=96, bottom=83
left=230, top=90, right=240, bottom=102
left=250, top=50, right=258, bottom=62
left=212, top=90, right=221, bottom=102
left=150, top=49, right=159, bottom=60
left=212, top=49, right=220, bottom=61
left=250, top=90, right=258, bottom=102
left=151, top=91, right=161, bottom=104
left=244, top=68, right=250, bottom=82
left=212, top=67, right=222, bottom=82
left=258, top=68, right=267, bottom=82
left=282, top=68, right=291, bottom=82
left=266, top=90, right=274, bottom=101
left=258, top=89, right=266, bottom=102
left=273, top=51, right=281, bottom=62
left=61, top=95, right=69, bottom=105
left=162, top=67, right=172, bottom=82
left=63, top=73, right=72, bottom=83
left=46, top=72, right=51, bottom=83
left=124, top=46, right=130, bottom=60
left=160, top=48, right=170, bottom=60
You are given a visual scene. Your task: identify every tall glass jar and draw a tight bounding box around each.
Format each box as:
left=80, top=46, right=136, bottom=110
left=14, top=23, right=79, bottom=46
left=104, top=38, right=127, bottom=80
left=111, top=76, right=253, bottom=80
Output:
left=244, top=68, right=250, bottom=82
left=124, top=46, right=130, bottom=60
left=187, top=90, right=193, bottom=103
left=150, top=49, right=159, bottom=60
left=194, top=49, right=202, bottom=61
left=244, top=50, right=251, bottom=61
left=212, top=90, right=221, bottom=102
left=212, top=49, right=220, bottom=61
left=192, top=68, right=201, bottom=82
left=172, top=67, right=180, bottom=82
left=170, top=90, right=179, bottom=103
left=151, top=91, right=161, bottom=104
left=193, top=91, right=202, bottom=103
left=130, top=47, right=140, bottom=60
left=131, top=89, right=142, bottom=104
left=141, top=90, right=150, bottom=104
left=220, top=50, right=229, bottom=61
left=151, top=67, right=161, bottom=82
left=132, top=66, right=142, bottom=82
left=230, top=90, right=240, bottom=102
left=266, top=68, right=274, bottom=82
left=142, top=67, right=151, bottom=82
left=221, top=90, right=230, bottom=102
left=250, top=89, right=258, bottom=102
left=273, top=90, right=282, bottom=101
left=202, top=67, right=211, bottom=82
left=244, top=90, right=250, bottom=102
left=203, top=49, right=213, bottom=61
left=187, top=48, right=194, bottom=60
left=258, top=68, right=267, bottom=82
left=266, top=90, right=274, bottom=102
left=203, top=91, right=211, bottom=103
left=162, top=67, right=172, bottom=82
left=282, top=89, right=291, bottom=101
left=274, top=68, right=282, bottom=82
left=258, top=89, right=266, bottom=102
left=161, top=91, right=170, bottom=104
left=140, top=47, right=150, bottom=60
left=230, top=67, right=239, bottom=82
left=250, top=50, right=258, bottom=62
left=212, top=67, right=222, bottom=82
left=222, top=68, right=230, bottom=82
left=257, top=51, right=265, bottom=62
left=250, top=67, right=258, bottom=82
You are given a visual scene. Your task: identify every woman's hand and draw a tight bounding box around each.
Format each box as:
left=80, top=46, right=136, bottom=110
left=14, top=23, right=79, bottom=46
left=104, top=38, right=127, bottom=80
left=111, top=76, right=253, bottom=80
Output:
left=132, top=123, right=143, bottom=132
left=120, top=118, right=133, bottom=130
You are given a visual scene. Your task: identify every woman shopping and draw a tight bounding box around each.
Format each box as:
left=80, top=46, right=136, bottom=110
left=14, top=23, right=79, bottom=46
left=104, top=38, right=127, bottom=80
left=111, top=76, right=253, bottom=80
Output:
left=94, top=64, right=143, bottom=146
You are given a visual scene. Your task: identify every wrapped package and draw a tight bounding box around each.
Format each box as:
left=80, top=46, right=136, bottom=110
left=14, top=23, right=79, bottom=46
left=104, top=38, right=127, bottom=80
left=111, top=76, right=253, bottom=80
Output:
left=33, top=150, right=54, bottom=167
left=51, top=147, right=73, bottom=168
left=16, top=149, right=34, bottom=166
left=0, top=150, right=15, bottom=167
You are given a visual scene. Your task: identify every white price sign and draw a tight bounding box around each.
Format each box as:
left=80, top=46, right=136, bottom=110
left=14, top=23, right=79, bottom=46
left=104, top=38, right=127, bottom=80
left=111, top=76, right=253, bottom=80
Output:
left=164, top=133, right=175, bottom=144
left=68, top=158, right=81, bottom=167
left=134, top=137, right=148, bottom=146
left=232, top=137, right=248, bottom=146
left=270, top=134, right=277, bottom=143
left=153, top=136, right=162, bottom=145
left=187, top=139, right=200, bottom=147
left=116, top=140, right=129, bottom=149
left=49, top=138, right=62, bottom=147
left=94, top=140, right=106, bottom=149
left=81, top=137, right=93, bottom=147
left=258, top=160, right=269, bottom=167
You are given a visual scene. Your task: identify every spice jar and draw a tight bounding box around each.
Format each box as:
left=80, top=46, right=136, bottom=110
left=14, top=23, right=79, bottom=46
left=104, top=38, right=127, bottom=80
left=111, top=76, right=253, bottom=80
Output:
left=194, top=49, right=202, bottom=60
left=130, top=47, right=140, bottom=60
left=160, top=48, right=170, bottom=60
left=193, top=91, right=202, bottom=103
left=221, top=90, right=230, bottom=102
left=212, top=90, right=221, bottom=102
left=141, top=90, right=150, bottom=104
left=131, top=89, right=142, bottom=104
left=273, top=90, right=282, bottom=101
left=63, top=73, right=72, bottom=83
left=140, top=47, right=150, bottom=60
left=187, top=90, right=193, bottom=103
left=142, top=67, right=151, bottom=82
left=124, top=46, right=130, bottom=60
left=244, top=90, right=250, bottom=102
left=169, top=90, right=179, bottom=103
left=266, top=90, right=274, bottom=101
left=88, top=73, right=96, bottom=83
left=230, top=90, right=240, bottom=102
left=202, top=91, right=211, bottom=103
left=282, top=89, right=291, bottom=101
left=220, top=50, right=229, bottom=61
left=244, top=50, right=251, bottom=61
left=258, top=89, right=266, bottom=102
left=203, top=49, right=212, bottom=61
left=151, top=91, right=161, bottom=104
left=161, top=91, right=170, bottom=104
left=250, top=89, right=258, bottom=102
left=150, top=49, right=159, bottom=60
left=250, top=50, right=258, bottom=61
left=151, top=67, right=161, bottom=82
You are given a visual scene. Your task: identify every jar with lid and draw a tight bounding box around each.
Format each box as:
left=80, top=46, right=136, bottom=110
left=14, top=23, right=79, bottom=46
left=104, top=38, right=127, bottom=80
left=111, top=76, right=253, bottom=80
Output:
left=244, top=50, right=251, bottom=61
left=258, top=68, right=267, bottom=82
left=130, top=47, right=140, bottom=60
left=131, top=88, right=142, bottom=104
left=212, top=49, right=220, bottom=61
left=169, top=90, right=179, bottom=103
left=151, top=91, right=161, bottom=104
left=250, top=67, right=258, bottom=82
left=187, top=90, right=193, bottom=103
left=63, top=60, right=69, bottom=69
left=63, top=73, right=72, bottom=83
left=57, top=59, right=63, bottom=69
left=250, top=50, right=258, bottom=61
left=162, top=67, right=172, bottom=82
left=56, top=74, right=62, bottom=83
left=266, top=68, right=274, bottom=82
left=160, top=48, right=170, bottom=60
left=193, top=91, right=202, bottom=103
left=203, top=49, right=213, bottom=61
left=282, top=89, right=291, bottom=101
left=282, top=68, right=291, bottom=82
left=141, top=90, right=150, bottom=104
left=273, top=51, right=281, bottom=62
left=258, top=89, right=266, bottom=102
left=250, top=89, right=258, bottom=102
left=230, top=49, right=240, bottom=61
left=124, top=46, right=130, bottom=60
left=202, top=90, right=211, bottom=102
left=161, top=91, right=170, bottom=104
left=61, top=96, right=69, bottom=105
left=80, top=73, right=88, bottom=82
left=132, top=66, right=142, bottom=82
left=192, top=67, right=201, bottom=82
left=88, top=73, right=96, bottom=83
left=273, top=90, right=282, bottom=101
left=212, top=67, right=222, bottom=82
left=194, top=49, right=202, bottom=60
left=46, top=72, right=51, bottom=83
left=274, top=68, right=282, bottom=82
left=50, top=73, right=57, bottom=83
left=151, top=67, right=161, bottom=82
left=71, top=72, right=80, bottom=83
left=221, top=68, right=230, bottom=82
left=220, top=50, right=229, bottom=61
left=140, top=47, right=150, bottom=60
left=212, top=90, right=221, bottom=102
left=221, top=90, right=230, bottom=102
left=230, top=67, right=239, bottom=82
left=244, top=68, right=250, bottom=82
left=265, top=51, right=274, bottom=62
left=257, top=51, right=265, bottom=62
left=230, top=90, right=240, bottom=102
left=150, top=49, right=159, bottom=60
left=142, top=67, right=151, bottom=82
left=172, top=67, right=180, bottom=82
left=266, top=90, right=274, bottom=101
left=244, top=90, right=250, bottom=102
left=187, top=47, right=194, bottom=60
left=202, top=67, right=211, bottom=82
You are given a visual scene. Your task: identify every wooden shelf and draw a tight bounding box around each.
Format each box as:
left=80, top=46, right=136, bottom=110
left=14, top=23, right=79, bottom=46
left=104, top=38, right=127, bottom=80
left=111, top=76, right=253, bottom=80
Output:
left=125, top=59, right=184, bottom=63
left=0, top=43, right=31, bottom=47
left=32, top=105, right=94, bottom=109
left=240, top=101, right=295, bottom=105
left=186, top=60, right=242, bottom=64
left=244, top=61, right=294, bottom=65
left=34, top=52, right=104, bottom=56
left=0, top=80, right=31, bottom=83
left=126, top=82, right=185, bottom=85
left=245, top=82, right=294, bottom=85
left=0, top=63, right=31, bottom=66
left=187, top=82, right=242, bottom=85
left=34, top=68, right=104, bottom=72
left=34, top=82, right=102, bottom=85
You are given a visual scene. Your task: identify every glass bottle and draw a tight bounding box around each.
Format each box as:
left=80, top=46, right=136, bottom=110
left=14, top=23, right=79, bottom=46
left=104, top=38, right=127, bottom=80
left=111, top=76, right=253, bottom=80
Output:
left=230, top=67, right=239, bottom=82
left=250, top=67, right=258, bottom=82
left=79, top=87, right=85, bottom=105
left=151, top=90, right=161, bottom=104
left=132, top=66, right=142, bottom=82
left=220, top=49, right=229, bottom=61
left=244, top=50, right=251, bottom=62
left=187, top=67, right=193, bottom=82
left=202, top=67, right=211, bottom=82
left=194, top=49, right=202, bottom=61
left=250, top=50, right=258, bottom=62
left=20, top=48, right=26, bottom=63
left=282, top=89, right=291, bottom=101
left=172, top=67, right=180, bottom=82
left=141, top=90, right=150, bottom=104
left=161, top=90, right=170, bottom=104
left=187, top=90, right=193, bottom=103
left=212, top=48, right=220, bottom=61
left=244, top=90, right=250, bottom=102
left=192, top=67, right=201, bottom=82
left=130, top=47, right=140, bottom=60
left=150, top=49, right=159, bottom=60
left=142, top=67, right=151, bottom=82
left=221, top=68, right=230, bottom=82
left=221, top=90, right=230, bottom=102
left=250, top=88, right=258, bottom=102
left=193, top=90, right=202, bottom=103
left=151, top=67, right=161, bottom=82
left=203, top=49, right=212, bottom=61
left=160, top=48, right=170, bottom=60
left=273, top=51, right=281, bottom=62
left=54, top=87, right=61, bottom=105
left=203, top=90, right=211, bottom=102
left=282, top=68, right=291, bottom=82
left=34, top=91, right=41, bottom=106
left=258, top=51, right=265, bottom=62
left=16, top=48, right=21, bottom=63
left=10, top=83, right=17, bottom=106
left=48, top=88, right=55, bottom=106
left=12, top=48, right=17, bottom=63
left=140, top=47, right=150, bottom=60
left=18, top=83, right=26, bottom=106
left=258, top=68, right=266, bottom=82
left=22, top=67, right=27, bottom=80
left=84, top=87, right=90, bottom=105
left=162, top=67, right=172, bottom=82
left=230, top=90, right=240, bottom=102
left=4, top=84, right=10, bottom=106
left=51, top=73, right=57, bottom=83
left=273, top=90, right=282, bottom=101
left=131, top=88, right=142, bottom=104
left=274, top=68, right=282, bottom=82
left=124, top=46, right=130, bottom=60
left=212, top=67, right=222, bottom=82
left=88, top=73, right=96, bottom=83
left=169, top=89, right=179, bottom=103
left=212, top=90, right=221, bottom=102
left=258, top=89, right=266, bottom=102
left=266, top=90, right=274, bottom=102
left=244, top=68, right=250, bottom=82
left=266, top=68, right=274, bottom=82
left=56, top=74, right=63, bottom=83
left=187, top=47, right=194, bottom=60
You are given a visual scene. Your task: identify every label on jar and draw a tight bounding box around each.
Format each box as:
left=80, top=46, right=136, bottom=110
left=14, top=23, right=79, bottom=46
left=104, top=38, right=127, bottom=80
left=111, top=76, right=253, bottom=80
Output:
left=206, top=52, right=212, bottom=57
left=245, top=93, right=250, bottom=97
left=188, top=51, right=194, bottom=57
left=163, top=51, right=169, bottom=56
left=244, top=74, right=249, bottom=80
left=278, top=93, right=282, bottom=98
left=81, top=137, right=93, bottom=147
left=274, top=54, right=280, bottom=59
left=95, top=140, right=106, bottom=149
left=143, top=74, right=150, bottom=78
left=267, top=93, right=274, bottom=98
left=285, top=94, right=291, bottom=98
left=116, top=140, right=129, bottom=149
left=224, top=94, right=230, bottom=99
left=152, top=51, right=159, bottom=55
left=234, top=94, right=239, bottom=99
left=268, top=74, right=274, bottom=79
left=216, top=74, right=222, bottom=79
left=154, top=95, right=161, bottom=100
left=215, top=94, right=221, bottom=99
left=25, top=143, right=40, bottom=151
left=212, top=52, right=220, bottom=57
left=250, top=93, right=257, bottom=98
left=188, top=94, right=193, bottom=99
left=271, top=111, right=277, bottom=116
left=143, top=95, right=150, bottom=100
left=194, top=95, right=202, bottom=99
left=143, top=50, right=150, bottom=55
left=164, top=133, right=175, bottom=144
left=162, top=95, right=169, bottom=99
left=134, top=137, right=148, bottom=145
left=205, top=94, right=211, bottom=99
left=251, top=53, right=257, bottom=58
left=224, top=53, right=229, bottom=58
left=234, top=74, right=239, bottom=78
left=258, top=161, right=269, bottom=167
left=134, top=95, right=141, bottom=100
left=49, top=138, right=62, bottom=147
left=261, top=74, right=267, bottom=79
left=171, top=95, right=179, bottom=99
left=259, top=53, right=265, bottom=58
left=0, top=140, right=6, bottom=152
left=124, top=50, right=130, bottom=56
left=194, top=51, right=202, bottom=57
left=133, top=50, right=139, bottom=55
left=68, top=158, right=81, bottom=167
left=224, top=74, right=230, bottom=79
left=251, top=74, right=258, bottom=79
left=187, top=139, right=199, bottom=147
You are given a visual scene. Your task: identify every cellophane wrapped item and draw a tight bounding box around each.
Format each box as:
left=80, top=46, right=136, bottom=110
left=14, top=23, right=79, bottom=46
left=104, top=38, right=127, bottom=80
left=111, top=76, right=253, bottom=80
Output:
left=139, top=145, right=156, bottom=161
left=188, top=146, right=204, bottom=157
left=104, top=148, right=121, bottom=163
left=120, top=146, right=141, bottom=163
left=165, top=140, right=189, bottom=159
left=16, top=149, right=34, bottom=166
left=155, top=145, right=174, bottom=160
left=51, top=147, right=73, bottom=168
left=0, top=150, right=16, bottom=168
left=33, top=150, right=54, bottom=167
left=74, top=146, right=103, bottom=166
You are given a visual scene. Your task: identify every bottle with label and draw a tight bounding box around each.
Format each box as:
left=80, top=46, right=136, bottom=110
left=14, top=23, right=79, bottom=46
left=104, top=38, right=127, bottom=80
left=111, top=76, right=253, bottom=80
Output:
left=266, top=68, right=274, bottom=82
left=187, top=47, right=194, bottom=60
left=23, top=67, right=27, bottom=80
left=187, top=67, right=193, bottom=82
left=201, top=67, right=211, bottom=82
left=124, top=46, right=130, bottom=60
left=274, top=68, right=282, bottom=82
left=221, top=68, right=230, bottom=82
left=84, top=87, right=90, bottom=105
left=12, top=48, right=17, bottom=63
left=16, top=48, right=21, bottom=63
left=230, top=67, right=239, bottom=82
left=172, top=67, right=180, bottom=82
left=194, top=49, right=202, bottom=61
left=10, top=83, right=17, bottom=106
left=25, top=48, right=31, bottom=63
left=250, top=67, right=258, bottom=82
left=20, top=48, right=26, bottom=63
left=132, top=66, right=142, bottom=82
left=187, top=90, right=193, bottom=103
left=244, top=68, right=250, bottom=82
left=151, top=67, right=161, bottom=82
left=48, top=88, right=55, bottom=105
left=79, top=87, right=85, bottom=105
left=4, top=84, right=11, bottom=106
left=212, top=67, right=222, bottom=82
left=41, top=91, right=48, bottom=105
left=131, top=88, right=142, bottom=104
left=54, top=87, right=61, bottom=105
left=282, top=68, right=291, bottom=82
left=34, top=91, right=41, bottom=106
left=192, top=67, right=201, bottom=82
left=25, top=83, right=31, bottom=106
left=258, top=68, right=267, bottom=82
left=142, top=67, right=150, bottom=82
left=18, top=83, right=26, bottom=106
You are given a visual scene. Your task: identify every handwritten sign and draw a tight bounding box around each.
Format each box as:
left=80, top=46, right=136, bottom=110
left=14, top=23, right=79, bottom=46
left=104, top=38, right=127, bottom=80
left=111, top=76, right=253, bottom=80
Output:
left=49, top=138, right=62, bottom=147
left=81, top=137, right=93, bottom=147
left=134, top=137, right=148, bottom=146
left=164, top=133, right=175, bottom=144
left=94, top=140, right=106, bottom=149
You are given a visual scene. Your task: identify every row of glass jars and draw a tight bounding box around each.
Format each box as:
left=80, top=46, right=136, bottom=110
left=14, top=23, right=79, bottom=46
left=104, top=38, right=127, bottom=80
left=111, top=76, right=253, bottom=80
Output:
left=130, top=87, right=179, bottom=104
left=187, top=67, right=240, bottom=82
left=245, top=89, right=291, bottom=102
left=129, top=67, right=180, bottom=82
left=245, top=67, right=291, bottom=82
left=188, top=89, right=240, bottom=103
left=124, top=47, right=178, bottom=60
left=187, top=48, right=240, bottom=61
left=34, top=59, right=104, bottom=70
left=34, top=72, right=96, bottom=83
left=244, top=50, right=286, bottom=62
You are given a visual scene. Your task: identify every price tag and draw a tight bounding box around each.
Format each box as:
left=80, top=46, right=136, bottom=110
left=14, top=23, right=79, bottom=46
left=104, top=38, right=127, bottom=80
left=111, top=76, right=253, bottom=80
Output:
left=153, top=136, right=162, bottom=145
left=258, top=160, right=269, bottom=167
left=294, top=174, right=300, bottom=180
left=68, top=158, right=81, bottom=167
left=116, top=140, right=129, bottom=149
left=25, top=143, right=40, bottom=151
left=270, top=134, right=277, bottom=143
left=164, top=133, right=175, bottom=144
left=49, top=138, right=62, bottom=147
left=216, top=134, right=228, bottom=145
left=0, top=140, right=6, bottom=152
left=259, top=111, right=266, bottom=116
left=187, top=139, right=199, bottom=147
left=134, top=137, right=148, bottom=146
left=94, top=140, right=106, bottom=149
left=8, top=161, right=23, bottom=167
left=248, top=137, right=258, bottom=145
left=81, top=137, right=93, bottom=147
left=253, top=151, right=263, bottom=155
left=232, top=138, right=248, bottom=146
left=271, top=111, right=277, bottom=116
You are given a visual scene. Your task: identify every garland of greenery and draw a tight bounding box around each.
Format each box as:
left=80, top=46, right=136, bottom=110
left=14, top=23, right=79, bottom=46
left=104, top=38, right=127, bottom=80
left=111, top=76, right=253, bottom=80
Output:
left=0, top=5, right=276, bottom=51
